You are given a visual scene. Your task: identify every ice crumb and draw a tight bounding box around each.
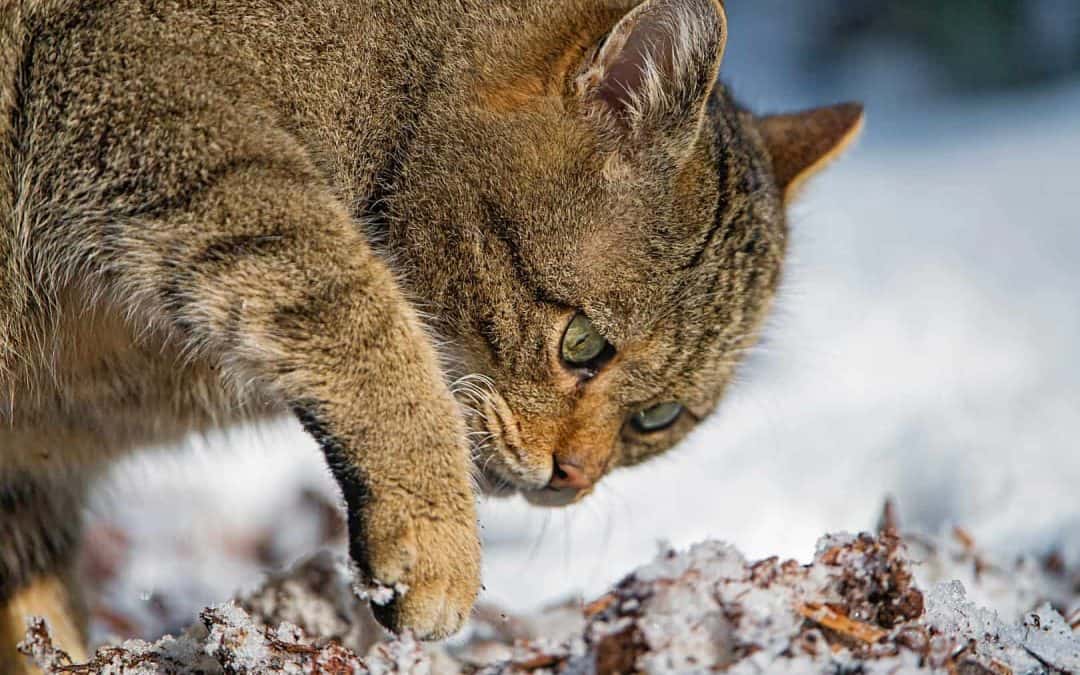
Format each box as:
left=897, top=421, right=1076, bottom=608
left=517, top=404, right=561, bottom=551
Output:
left=346, top=556, right=410, bottom=607
left=355, top=581, right=409, bottom=607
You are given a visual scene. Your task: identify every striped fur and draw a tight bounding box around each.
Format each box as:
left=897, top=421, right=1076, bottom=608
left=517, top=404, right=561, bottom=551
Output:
left=0, top=0, right=860, bottom=656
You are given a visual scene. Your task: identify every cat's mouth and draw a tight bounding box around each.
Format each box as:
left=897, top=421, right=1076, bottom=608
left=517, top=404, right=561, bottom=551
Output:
left=462, top=387, right=587, bottom=508
left=474, top=463, right=587, bottom=508
left=475, top=464, right=586, bottom=508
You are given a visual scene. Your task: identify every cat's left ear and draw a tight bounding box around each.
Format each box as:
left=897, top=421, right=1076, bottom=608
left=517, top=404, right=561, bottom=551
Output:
left=574, top=0, right=727, bottom=157
left=757, top=103, right=865, bottom=203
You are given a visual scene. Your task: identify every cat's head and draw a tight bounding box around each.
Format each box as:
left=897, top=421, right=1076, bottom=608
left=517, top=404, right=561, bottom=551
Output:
left=386, top=0, right=863, bottom=506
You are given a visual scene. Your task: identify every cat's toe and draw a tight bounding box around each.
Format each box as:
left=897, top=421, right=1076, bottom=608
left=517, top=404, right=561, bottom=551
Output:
left=359, top=503, right=481, bottom=640
left=373, top=575, right=468, bottom=640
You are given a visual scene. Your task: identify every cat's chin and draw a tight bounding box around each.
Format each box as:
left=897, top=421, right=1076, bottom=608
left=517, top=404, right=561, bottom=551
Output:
left=479, top=482, right=519, bottom=499
left=521, top=488, right=580, bottom=508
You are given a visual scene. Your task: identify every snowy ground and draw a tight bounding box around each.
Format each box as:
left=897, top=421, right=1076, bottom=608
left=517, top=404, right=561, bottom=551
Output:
left=83, top=80, right=1080, bottom=646
left=36, top=529, right=1080, bottom=673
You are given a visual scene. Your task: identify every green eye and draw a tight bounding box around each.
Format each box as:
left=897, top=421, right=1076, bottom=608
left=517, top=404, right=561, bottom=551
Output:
left=632, top=402, right=684, bottom=433
left=561, top=313, right=613, bottom=369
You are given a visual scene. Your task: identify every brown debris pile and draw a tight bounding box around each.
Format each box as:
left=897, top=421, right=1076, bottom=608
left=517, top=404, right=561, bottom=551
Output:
left=17, top=554, right=428, bottom=674
left=19, top=525, right=1080, bottom=674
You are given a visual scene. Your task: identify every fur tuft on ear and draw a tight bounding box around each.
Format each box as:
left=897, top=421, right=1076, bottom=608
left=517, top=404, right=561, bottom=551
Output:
left=575, top=0, right=727, bottom=152
left=758, top=103, right=865, bottom=202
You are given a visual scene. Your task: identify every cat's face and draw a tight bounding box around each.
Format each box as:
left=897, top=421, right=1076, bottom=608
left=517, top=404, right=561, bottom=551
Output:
left=442, top=93, right=789, bottom=508
left=386, top=0, right=862, bottom=507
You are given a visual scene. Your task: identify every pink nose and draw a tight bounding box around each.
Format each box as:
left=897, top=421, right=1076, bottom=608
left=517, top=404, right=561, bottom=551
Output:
left=548, top=459, right=592, bottom=490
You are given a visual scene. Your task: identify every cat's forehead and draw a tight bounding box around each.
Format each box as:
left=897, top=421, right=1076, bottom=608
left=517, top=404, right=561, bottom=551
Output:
left=598, top=150, right=784, bottom=408
left=582, top=120, right=781, bottom=336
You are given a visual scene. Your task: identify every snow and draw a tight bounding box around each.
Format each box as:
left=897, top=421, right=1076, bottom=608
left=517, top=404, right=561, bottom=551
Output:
left=202, top=603, right=272, bottom=672
left=920, top=586, right=1080, bottom=673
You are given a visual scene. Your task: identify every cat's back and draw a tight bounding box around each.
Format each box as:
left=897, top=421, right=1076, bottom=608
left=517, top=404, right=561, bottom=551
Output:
left=1, top=0, right=40, bottom=232
left=0, top=1, right=54, bottom=376
left=6, top=0, right=472, bottom=223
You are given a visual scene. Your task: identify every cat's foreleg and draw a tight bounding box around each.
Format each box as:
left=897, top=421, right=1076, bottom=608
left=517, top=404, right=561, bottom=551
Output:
left=0, top=474, right=87, bottom=675
left=102, top=158, right=480, bottom=639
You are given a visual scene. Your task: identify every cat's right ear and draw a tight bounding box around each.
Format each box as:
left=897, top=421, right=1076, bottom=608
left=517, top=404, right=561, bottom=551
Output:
left=573, top=0, right=727, bottom=158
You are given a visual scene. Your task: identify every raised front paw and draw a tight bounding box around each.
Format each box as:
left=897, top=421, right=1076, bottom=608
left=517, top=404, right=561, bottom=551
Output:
left=353, top=485, right=481, bottom=640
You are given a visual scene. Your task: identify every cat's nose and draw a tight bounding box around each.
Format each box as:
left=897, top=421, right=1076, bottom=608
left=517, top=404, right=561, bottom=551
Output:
left=548, top=459, right=592, bottom=490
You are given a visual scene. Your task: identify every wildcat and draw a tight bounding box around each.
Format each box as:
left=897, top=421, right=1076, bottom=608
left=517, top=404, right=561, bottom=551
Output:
left=0, top=0, right=862, bottom=669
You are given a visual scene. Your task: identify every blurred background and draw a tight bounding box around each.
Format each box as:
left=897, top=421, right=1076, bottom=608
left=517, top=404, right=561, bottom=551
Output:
left=82, top=0, right=1080, bottom=644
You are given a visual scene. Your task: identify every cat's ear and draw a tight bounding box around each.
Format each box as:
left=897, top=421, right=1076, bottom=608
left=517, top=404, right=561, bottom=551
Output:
left=574, top=0, right=727, bottom=155
left=758, top=103, right=865, bottom=202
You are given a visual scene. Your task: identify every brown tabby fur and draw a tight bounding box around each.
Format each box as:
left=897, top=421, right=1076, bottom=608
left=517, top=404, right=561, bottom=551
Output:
left=0, top=0, right=862, bottom=668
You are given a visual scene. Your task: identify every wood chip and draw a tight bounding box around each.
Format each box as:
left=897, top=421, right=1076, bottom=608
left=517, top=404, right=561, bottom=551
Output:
left=877, top=498, right=900, bottom=535
left=798, top=603, right=887, bottom=644
left=953, top=527, right=976, bottom=550
left=514, top=653, right=563, bottom=670
left=584, top=594, right=616, bottom=618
